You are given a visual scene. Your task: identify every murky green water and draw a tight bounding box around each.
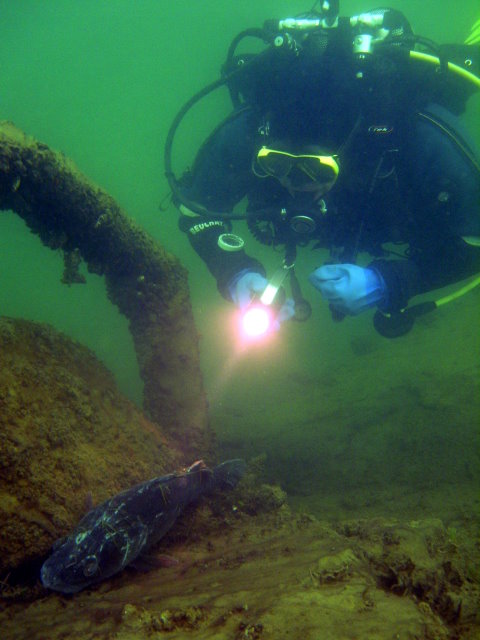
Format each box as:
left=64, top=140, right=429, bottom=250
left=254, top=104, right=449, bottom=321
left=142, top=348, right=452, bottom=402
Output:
left=0, top=0, right=478, bottom=513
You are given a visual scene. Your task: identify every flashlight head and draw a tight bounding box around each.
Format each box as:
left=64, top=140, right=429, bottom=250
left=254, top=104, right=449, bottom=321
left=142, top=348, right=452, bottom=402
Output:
left=236, top=274, right=287, bottom=343
left=241, top=303, right=274, bottom=338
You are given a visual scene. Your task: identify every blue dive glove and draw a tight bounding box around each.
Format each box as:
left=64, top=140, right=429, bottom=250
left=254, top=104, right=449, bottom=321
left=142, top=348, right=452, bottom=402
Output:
left=228, top=270, right=295, bottom=325
left=229, top=270, right=268, bottom=309
left=308, top=264, right=386, bottom=315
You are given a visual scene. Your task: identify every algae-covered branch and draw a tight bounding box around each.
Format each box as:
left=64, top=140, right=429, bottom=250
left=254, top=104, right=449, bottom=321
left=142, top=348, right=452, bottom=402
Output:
left=0, top=120, right=211, bottom=457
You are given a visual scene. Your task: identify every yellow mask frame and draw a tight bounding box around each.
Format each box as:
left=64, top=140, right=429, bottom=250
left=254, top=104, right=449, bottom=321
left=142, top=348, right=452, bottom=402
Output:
left=255, top=147, right=340, bottom=186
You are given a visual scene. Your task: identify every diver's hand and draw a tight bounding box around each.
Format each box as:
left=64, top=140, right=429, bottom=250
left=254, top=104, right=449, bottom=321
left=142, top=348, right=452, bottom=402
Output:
left=229, top=270, right=295, bottom=327
left=229, top=271, right=268, bottom=309
left=276, top=298, right=296, bottom=324
left=309, top=264, right=386, bottom=315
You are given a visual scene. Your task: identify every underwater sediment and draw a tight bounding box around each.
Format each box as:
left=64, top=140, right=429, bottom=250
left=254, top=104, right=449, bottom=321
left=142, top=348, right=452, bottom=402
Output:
left=0, top=316, right=182, bottom=573
left=1, top=317, right=478, bottom=638
left=1, top=484, right=479, bottom=640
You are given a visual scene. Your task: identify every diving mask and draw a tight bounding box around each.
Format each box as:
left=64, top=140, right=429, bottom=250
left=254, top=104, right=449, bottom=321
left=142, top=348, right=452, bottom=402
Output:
left=255, top=146, right=340, bottom=188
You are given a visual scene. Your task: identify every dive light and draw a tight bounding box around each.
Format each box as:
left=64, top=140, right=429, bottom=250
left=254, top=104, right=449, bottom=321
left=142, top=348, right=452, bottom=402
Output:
left=240, top=263, right=292, bottom=339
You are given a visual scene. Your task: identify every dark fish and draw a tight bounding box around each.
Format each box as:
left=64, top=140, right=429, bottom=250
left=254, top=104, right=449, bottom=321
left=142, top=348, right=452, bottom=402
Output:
left=41, top=459, right=246, bottom=594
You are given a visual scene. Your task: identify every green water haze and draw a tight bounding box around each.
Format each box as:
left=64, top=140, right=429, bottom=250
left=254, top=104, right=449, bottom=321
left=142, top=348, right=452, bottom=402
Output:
left=0, top=0, right=479, bottom=518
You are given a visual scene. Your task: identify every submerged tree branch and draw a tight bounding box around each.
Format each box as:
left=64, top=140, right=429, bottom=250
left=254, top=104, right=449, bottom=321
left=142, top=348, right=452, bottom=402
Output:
left=0, top=120, right=212, bottom=459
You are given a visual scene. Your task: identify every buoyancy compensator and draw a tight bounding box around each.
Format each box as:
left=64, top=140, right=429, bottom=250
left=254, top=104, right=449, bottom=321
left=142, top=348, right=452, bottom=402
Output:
left=164, top=3, right=480, bottom=220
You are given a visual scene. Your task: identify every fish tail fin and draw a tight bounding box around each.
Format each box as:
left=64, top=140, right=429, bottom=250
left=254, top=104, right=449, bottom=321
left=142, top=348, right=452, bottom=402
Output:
left=212, top=459, right=246, bottom=490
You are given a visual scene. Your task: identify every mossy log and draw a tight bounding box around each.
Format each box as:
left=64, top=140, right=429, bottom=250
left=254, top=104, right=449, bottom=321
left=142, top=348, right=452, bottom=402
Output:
left=0, top=121, right=212, bottom=459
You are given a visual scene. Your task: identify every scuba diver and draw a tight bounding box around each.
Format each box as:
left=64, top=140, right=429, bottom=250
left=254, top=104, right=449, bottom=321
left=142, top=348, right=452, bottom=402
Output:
left=165, top=3, right=480, bottom=337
